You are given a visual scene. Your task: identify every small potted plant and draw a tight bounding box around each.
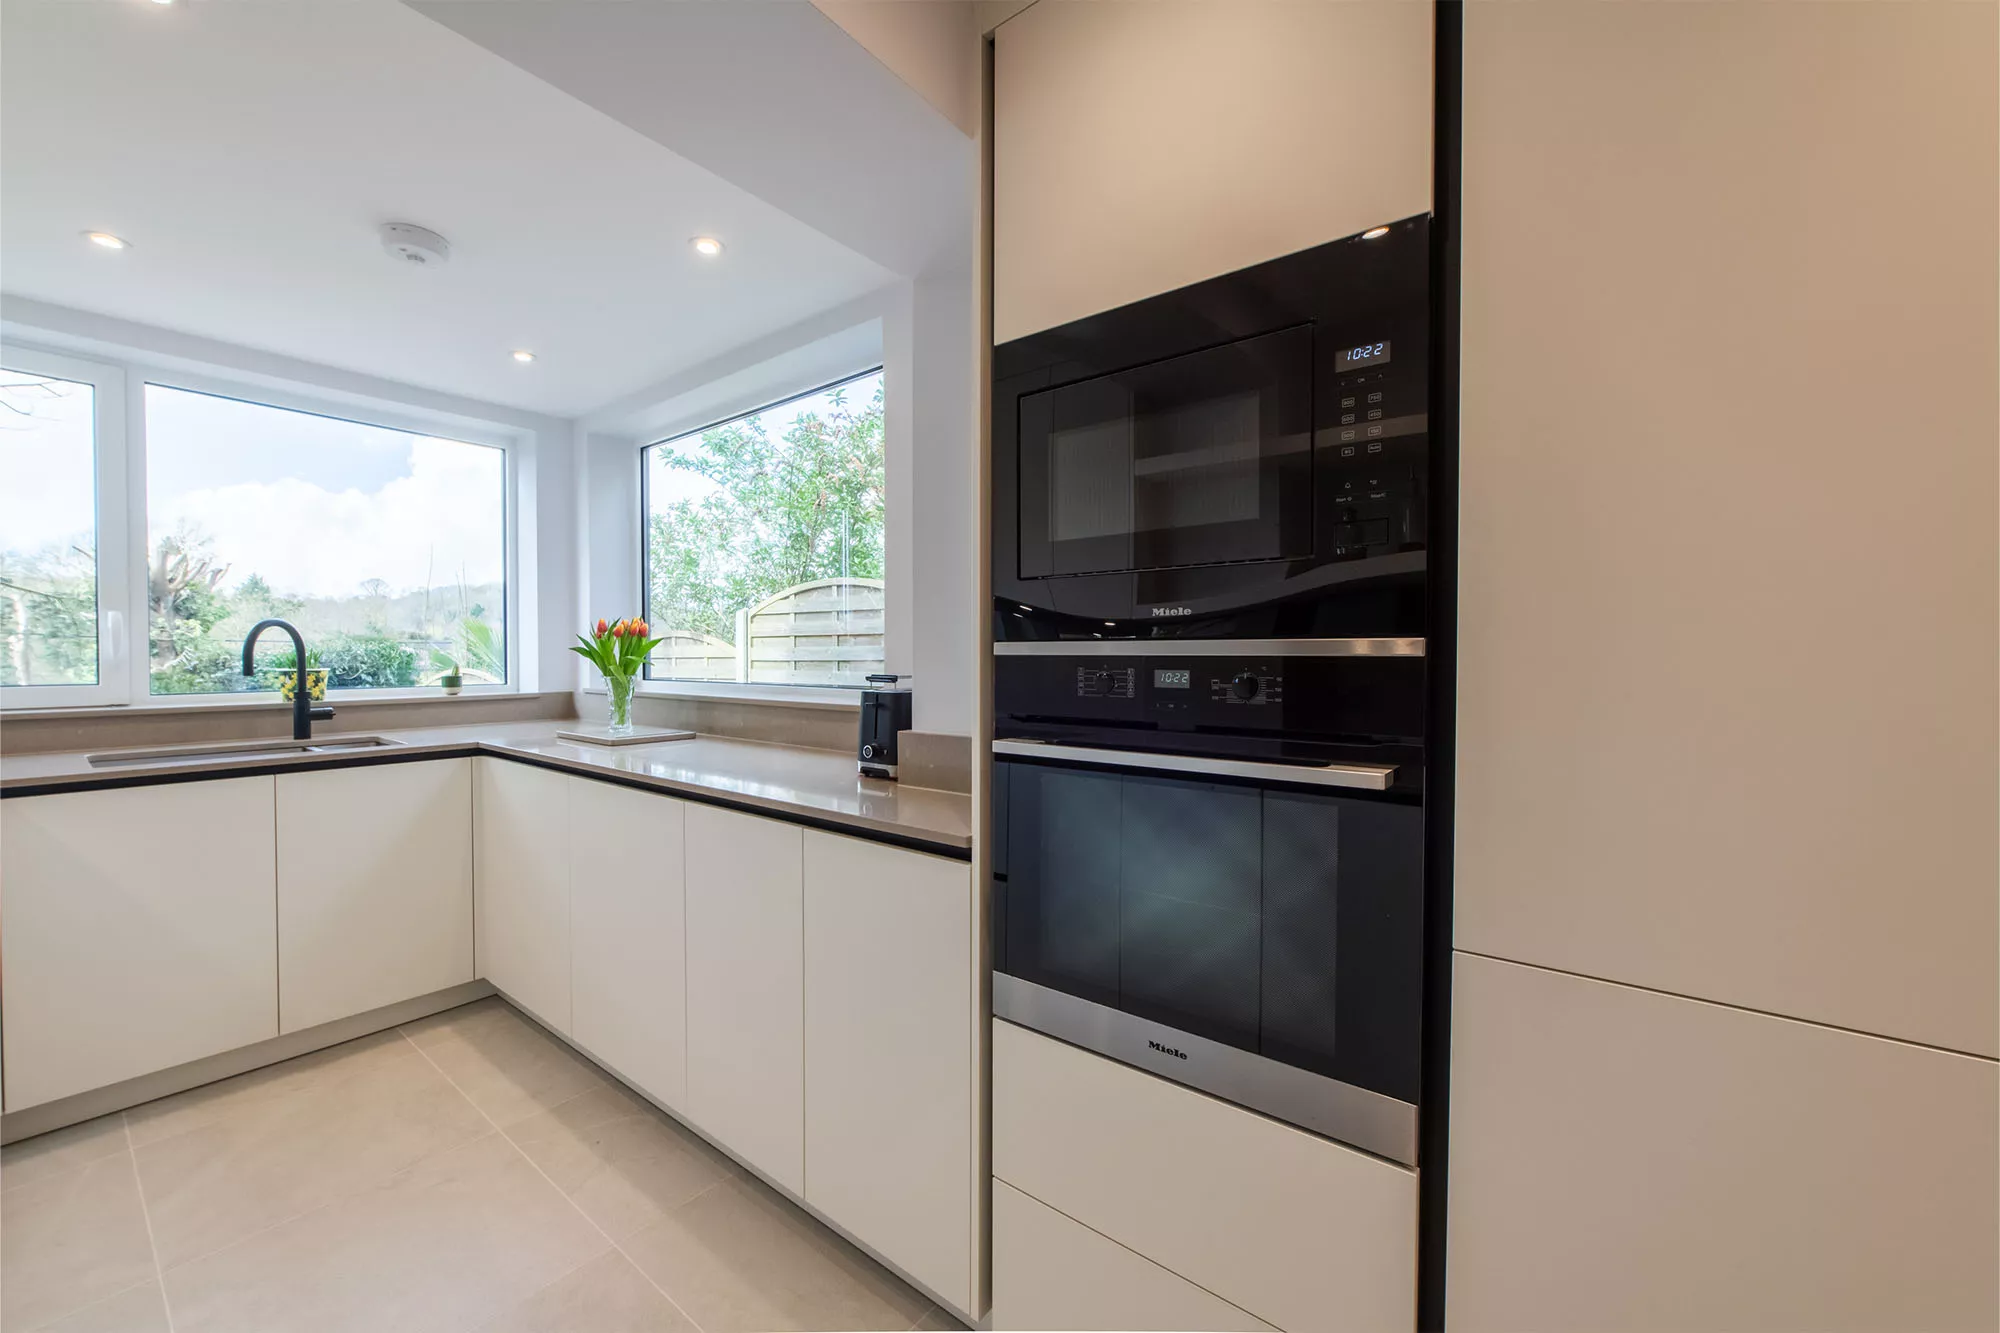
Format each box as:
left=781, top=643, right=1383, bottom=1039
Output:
left=571, top=617, right=662, bottom=736
left=438, top=658, right=464, bottom=696
left=274, top=648, right=328, bottom=704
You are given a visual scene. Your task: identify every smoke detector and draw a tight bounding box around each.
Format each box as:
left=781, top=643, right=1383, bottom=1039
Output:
left=379, top=222, right=451, bottom=268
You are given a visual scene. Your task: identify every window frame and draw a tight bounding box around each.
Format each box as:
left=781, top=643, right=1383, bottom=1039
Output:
left=0, top=345, right=133, bottom=709
left=0, top=341, right=522, bottom=711
left=638, top=364, right=887, bottom=695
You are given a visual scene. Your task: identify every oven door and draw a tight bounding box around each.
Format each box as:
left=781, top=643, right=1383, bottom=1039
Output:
left=992, top=746, right=1422, bottom=1164
left=1016, top=325, right=1315, bottom=579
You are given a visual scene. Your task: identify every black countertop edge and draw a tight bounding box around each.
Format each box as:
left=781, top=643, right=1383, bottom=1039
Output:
left=0, top=742, right=973, bottom=863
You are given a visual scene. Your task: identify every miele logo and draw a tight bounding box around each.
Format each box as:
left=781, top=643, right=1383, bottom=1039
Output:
left=1148, top=606, right=1193, bottom=618
left=1147, top=1039, right=1189, bottom=1061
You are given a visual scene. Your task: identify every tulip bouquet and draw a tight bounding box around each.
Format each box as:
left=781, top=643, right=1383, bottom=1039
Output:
left=571, top=617, right=663, bottom=735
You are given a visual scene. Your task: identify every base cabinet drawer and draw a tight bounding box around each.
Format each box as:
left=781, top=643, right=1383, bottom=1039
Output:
left=994, top=1020, right=1417, bottom=1333
left=993, top=1180, right=1275, bottom=1332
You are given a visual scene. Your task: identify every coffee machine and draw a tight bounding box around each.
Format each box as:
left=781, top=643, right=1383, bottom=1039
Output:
left=858, top=673, right=912, bottom=779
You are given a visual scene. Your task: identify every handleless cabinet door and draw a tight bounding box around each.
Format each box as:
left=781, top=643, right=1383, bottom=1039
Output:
left=1, top=778, right=279, bottom=1111
left=276, top=759, right=473, bottom=1033
left=569, top=775, right=687, bottom=1110
left=1447, top=953, right=2000, bottom=1332
left=684, top=803, right=804, bottom=1193
left=803, top=830, right=976, bottom=1313
left=474, top=758, right=572, bottom=1034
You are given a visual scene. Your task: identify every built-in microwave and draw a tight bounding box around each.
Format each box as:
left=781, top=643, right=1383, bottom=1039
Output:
left=992, top=215, right=1430, bottom=642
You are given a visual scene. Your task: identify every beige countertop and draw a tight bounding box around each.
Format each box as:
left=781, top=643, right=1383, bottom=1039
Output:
left=0, top=720, right=971, bottom=855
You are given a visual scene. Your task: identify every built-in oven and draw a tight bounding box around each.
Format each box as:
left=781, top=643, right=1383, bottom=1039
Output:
left=991, top=642, right=1426, bottom=1165
left=994, top=215, right=1430, bottom=641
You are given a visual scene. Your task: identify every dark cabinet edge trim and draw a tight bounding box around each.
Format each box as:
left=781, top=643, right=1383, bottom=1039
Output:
left=0, top=744, right=973, bottom=862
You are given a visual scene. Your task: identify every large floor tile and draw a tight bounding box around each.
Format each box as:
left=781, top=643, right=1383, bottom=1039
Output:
left=911, top=1303, right=970, bottom=1331
left=621, top=1174, right=931, bottom=1333
left=0, top=1155, right=158, bottom=1333
left=471, top=1250, right=697, bottom=1333
left=133, top=1035, right=490, bottom=1269
left=503, top=1084, right=735, bottom=1241
left=0, top=1114, right=130, bottom=1194
left=403, top=1003, right=610, bottom=1127
left=35, top=1281, right=170, bottom=1333
left=124, top=1030, right=410, bottom=1149
left=163, top=1134, right=608, bottom=1333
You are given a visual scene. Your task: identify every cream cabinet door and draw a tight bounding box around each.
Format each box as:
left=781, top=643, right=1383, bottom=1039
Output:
left=684, top=802, right=804, bottom=1194
left=569, top=775, right=687, bottom=1110
left=1, top=778, right=279, bottom=1111
left=276, top=759, right=473, bottom=1034
left=803, top=830, right=975, bottom=1313
left=993, top=1181, right=1275, bottom=1333
left=1447, top=952, right=2000, bottom=1332
left=474, top=758, right=572, bottom=1033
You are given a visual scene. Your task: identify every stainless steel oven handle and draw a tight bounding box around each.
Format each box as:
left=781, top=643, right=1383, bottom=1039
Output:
left=992, top=738, right=1396, bottom=791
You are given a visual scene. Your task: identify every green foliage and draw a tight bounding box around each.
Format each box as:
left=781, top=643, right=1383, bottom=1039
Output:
left=647, top=378, right=885, bottom=642
left=317, top=634, right=417, bottom=690
left=455, top=616, right=503, bottom=681
left=0, top=542, right=97, bottom=686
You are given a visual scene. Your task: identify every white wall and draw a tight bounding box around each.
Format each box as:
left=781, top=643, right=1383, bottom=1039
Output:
left=0, top=296, right=575, bottom=692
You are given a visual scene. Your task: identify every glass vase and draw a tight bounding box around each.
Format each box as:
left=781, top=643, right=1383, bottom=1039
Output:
left=604, top=674, right=636, bottom=737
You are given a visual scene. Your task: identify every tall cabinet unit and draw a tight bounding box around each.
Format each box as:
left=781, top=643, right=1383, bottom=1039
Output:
left=0, top=778, right=280, bottom=1111
left=1452, top=4, right=2000, bottom=1327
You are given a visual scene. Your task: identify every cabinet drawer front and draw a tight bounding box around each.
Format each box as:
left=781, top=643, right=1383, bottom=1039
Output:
left=277, top=759, right=474, bottom=1033
left=803, top=830, right=975, bottom=1313
left=993, top=1181, right=1274, bottom=1332
left=684, top=803, right=804, bottom=1194
left=570, top=776, right=687, bottom=1110
left=2, top=778, right=280, bottom=1111
left=994, top=1020, right=1416, bottom=1332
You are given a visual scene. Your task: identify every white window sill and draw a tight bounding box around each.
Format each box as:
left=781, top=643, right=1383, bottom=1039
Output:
left=606, top=680, right=863, bottom=710
left=2, top=686, right=532, bottom=721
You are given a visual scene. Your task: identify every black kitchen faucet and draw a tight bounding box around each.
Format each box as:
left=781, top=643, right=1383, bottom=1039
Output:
left=242, top=618, right=335, bottom=740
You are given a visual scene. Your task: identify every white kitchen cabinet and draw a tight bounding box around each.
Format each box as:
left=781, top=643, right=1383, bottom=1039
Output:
left=803, top=830, right=974, bottom=1312
left=1, top=778, right=279, bottom=1111
left=474, top=757, right=572, bottom=1033
left=569, top=775, right=687, bottom=1110
left=994, top=1019, right=1416, bottom=1333
left=275, top=759, right=473, bottom=1034
left=993, top=0, right=1432, bottom=342
left=992, top=1181, right=1275, bottom=1333
left=684, top=802, right=805, bottom=1193
left=1447, top=952, right=2000, bottom=1332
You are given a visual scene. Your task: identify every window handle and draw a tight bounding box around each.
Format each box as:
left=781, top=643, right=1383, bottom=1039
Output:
left=104, top=609, right=125, bottom=666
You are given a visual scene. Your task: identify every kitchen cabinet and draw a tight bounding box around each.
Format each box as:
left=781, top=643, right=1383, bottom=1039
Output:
left=803, top=830, right=974, bottom=1311
left=275, top=759, right=473, bottom=1034
left=1454, top=0, right=1998, bottom=1055
left=992, top=1181, right=1275, bottom=1333
left=1447, top=952, right=2000, bottom=1332
left=994, top=1019, right=1415, bottom=1333
left=568, top=775, right=687, bottom=1109
left=1, top=778, right=279, bottom=1112
left=474, top=757, right=572, bottom=1033
left=684, top=802, right=805, bottom=1193
left=992, top=0, right=1431, bottom=342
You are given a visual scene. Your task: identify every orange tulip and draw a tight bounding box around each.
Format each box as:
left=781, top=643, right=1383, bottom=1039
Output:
left=595, top=618, right=608, bottom=636
left=633, top=619, right=649, bottom=636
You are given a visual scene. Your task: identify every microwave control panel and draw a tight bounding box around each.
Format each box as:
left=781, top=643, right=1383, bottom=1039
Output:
left=1323, top=355, right=1425, bottom=559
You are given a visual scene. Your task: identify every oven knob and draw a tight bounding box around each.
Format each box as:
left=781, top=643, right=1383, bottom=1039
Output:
left=1230, top=672, right=1260, bottom=701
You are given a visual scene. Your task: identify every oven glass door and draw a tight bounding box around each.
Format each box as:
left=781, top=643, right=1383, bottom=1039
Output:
left=1016, top=325, right=1315, bottom=578
left=993, top=756, right=1422, bottom=1107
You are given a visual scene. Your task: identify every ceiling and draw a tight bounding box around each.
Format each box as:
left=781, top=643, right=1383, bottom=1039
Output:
left=0, top=0, right=939, bottom=417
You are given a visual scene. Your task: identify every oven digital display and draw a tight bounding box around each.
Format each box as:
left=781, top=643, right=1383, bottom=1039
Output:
left=1153, top=668, right=1192, bottom=689
left=1339, top=340, right=1390, bottom=369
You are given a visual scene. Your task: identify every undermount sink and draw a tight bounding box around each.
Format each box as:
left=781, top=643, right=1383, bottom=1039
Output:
left=86, top=735, right=406, bottom=768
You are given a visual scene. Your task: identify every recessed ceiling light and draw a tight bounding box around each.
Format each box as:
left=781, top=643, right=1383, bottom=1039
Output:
left=690, top=236, right=724, bottom=257
left=85, top=231, right=130, bottom=250
left=511, top=350, right=536, bottom=364
left=1361, top=226, right=1391, bottom=240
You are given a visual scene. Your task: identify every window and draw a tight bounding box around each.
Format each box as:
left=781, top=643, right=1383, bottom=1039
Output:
left=0, top=349, right=128, bottom=706
left=643, top=368, right=885, bottom=688
left=142, top=386, right=507, bottom=696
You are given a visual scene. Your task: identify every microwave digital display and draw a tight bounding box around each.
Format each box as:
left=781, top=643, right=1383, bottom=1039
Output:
left=1339, top=340, right=1390, bottom=370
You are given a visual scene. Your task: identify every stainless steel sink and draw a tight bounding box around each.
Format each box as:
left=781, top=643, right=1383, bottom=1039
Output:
left=87, top=735, right=406, bottom=768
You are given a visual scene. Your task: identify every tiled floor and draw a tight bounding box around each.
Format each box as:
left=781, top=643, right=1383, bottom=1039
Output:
left=0, top=998, right=963, bottom=1333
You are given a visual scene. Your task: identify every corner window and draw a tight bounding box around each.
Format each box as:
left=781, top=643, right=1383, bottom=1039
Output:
left=142, top=386, right=508, bottom=696
left=642, top=368, right=886, bottom=689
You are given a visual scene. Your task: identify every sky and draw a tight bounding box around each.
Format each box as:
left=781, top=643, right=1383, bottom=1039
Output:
left=0, top=374, right=504, bottom=599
